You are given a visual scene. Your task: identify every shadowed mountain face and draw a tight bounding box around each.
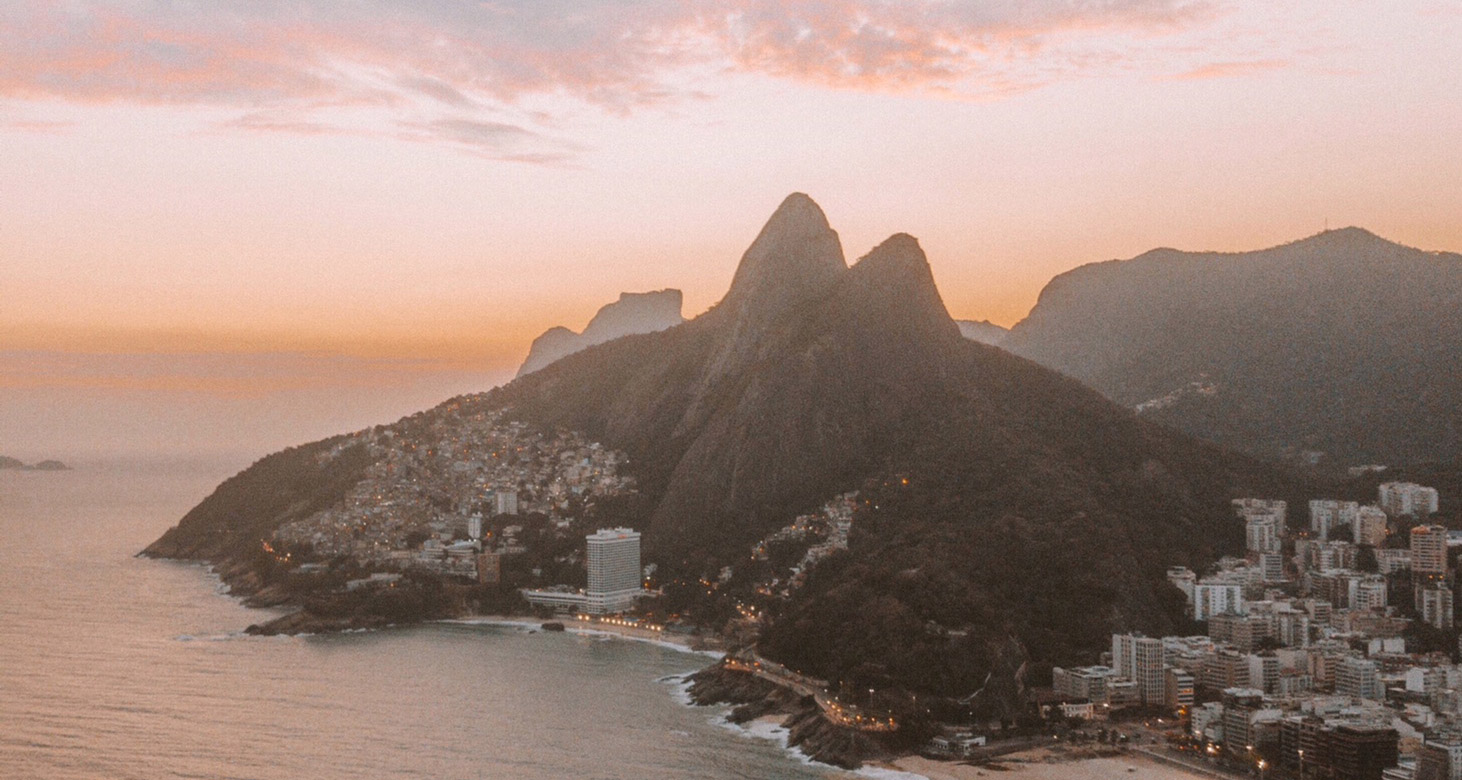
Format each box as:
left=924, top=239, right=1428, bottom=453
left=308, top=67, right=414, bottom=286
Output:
left=492, top=195, right=1305, bottom=686
left=516, top=289, right=685, bottom=377
left=1002, top=228, right=1462, bottom=467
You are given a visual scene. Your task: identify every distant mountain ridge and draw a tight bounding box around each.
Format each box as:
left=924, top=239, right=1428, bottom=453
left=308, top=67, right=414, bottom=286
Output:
left=0, top=456, right=69, bottom=471
left=516, top=289, right=685, bottom=377
left=1002, top=227, right=1462, bottom=466
left=956, top=319, right=1007, bottom=345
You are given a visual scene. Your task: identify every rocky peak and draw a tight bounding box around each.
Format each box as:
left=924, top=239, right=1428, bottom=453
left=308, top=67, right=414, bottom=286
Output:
left=580, top=289, right=685, bottom=343
left=517, top=289, right=686, bottom=377
left=832, top=233, right=961, bottom=351
left=714, top=193, right=846, bottom=326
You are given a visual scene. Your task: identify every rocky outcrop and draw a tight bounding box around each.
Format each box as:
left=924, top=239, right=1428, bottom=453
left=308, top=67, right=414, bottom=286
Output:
left=685, top=665, right=893, bottom=769
left=244, top=610, right=392, bottom=636
left=516, top=289, right=685, bottom=377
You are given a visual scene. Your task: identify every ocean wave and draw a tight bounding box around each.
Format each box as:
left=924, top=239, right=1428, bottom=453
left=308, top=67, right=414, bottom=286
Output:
left=713, top=712, right=930, bottom=780
left=662, top=673, right=695, bottom=707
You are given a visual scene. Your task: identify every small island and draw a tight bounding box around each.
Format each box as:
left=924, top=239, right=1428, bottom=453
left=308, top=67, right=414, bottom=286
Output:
left=0, top=456, right=70, bottom=471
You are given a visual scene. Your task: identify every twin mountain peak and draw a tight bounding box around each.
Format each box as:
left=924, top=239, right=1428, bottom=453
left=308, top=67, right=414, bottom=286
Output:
left=517, top=193, right=960, bottom=379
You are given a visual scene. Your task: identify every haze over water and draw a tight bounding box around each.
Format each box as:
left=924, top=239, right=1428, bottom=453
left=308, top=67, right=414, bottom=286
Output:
left=0, top=459, right=858, bottom=779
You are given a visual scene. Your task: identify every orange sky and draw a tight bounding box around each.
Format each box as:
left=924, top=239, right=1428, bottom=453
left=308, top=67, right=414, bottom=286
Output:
left=2, top=1, right=1459, bottom=459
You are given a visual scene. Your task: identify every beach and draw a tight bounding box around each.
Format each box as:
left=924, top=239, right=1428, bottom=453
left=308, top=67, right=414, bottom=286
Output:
left=444, top=615, right=726, bottom=657
left=879, top=748, right=1221, bottom=780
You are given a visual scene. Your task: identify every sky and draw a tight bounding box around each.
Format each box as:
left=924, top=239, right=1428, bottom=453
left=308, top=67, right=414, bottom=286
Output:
left=2, top=0, right=1460, bottom=461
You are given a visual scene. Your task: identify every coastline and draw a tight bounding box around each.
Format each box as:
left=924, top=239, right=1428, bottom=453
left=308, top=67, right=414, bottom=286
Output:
left=442, top=615, right=728, bottom=659
left=872, top=749, right=1222, bottom=780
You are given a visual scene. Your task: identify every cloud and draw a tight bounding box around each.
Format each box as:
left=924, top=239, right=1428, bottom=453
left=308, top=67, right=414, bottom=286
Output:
left=1166, top=57, right=1289, bottom=81
left=0, top=1, right=1235, bottom=156
left=1, top=117, right=74, bottom=133
left=397, top=117, right=583, bottom=164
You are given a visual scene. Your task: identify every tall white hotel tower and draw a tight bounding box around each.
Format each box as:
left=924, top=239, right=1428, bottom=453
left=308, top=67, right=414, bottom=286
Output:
left=586, top=528, right=642, bottom=614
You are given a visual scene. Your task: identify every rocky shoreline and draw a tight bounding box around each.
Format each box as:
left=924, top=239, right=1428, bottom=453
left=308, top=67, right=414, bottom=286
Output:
left=244, top=610, right=396, bottom=636
left=685, top=665, right=897, bottom=770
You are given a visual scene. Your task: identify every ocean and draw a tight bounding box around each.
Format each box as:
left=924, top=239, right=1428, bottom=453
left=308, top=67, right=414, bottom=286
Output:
left=0, top=458, right=879, bottom=779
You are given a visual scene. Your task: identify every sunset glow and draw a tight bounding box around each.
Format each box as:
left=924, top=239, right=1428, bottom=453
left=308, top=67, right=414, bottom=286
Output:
left=3, top=0, right=1458, bottom=457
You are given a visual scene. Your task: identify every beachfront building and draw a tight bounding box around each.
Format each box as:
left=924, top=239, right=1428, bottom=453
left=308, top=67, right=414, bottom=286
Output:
left=523, top=527, right=643, bottom=614
left=585, top=527, right=642, bottom=614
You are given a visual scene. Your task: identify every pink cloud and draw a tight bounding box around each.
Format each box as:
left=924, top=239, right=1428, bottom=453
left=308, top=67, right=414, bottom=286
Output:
left=2, top=117, right=74, bottom=133
left=1166, top=57, right=1289, bottom=81
left=0, top=1, right=1234, bottom=155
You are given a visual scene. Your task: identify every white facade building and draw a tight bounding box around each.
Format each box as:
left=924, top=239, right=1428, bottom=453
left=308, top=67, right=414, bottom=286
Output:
left=1112, top=634, right=1167, bottom=706
left=1247, top=515, right=1283, bottom=555
left=1353, top=505, right=1389, bottom=546
left=585, top=527, right=642, bottom=614
left=1310, top=500, right=1360, bottom=541
left=1194, top=581, right=1246, bottom=621
left=493, top=490, right=520, bottom=516
left=1335, top=657, right=1383, bottom=701
left=1422, top=584, right=1455, bottom=630
left=1381, top=482, right=1440, bottom=518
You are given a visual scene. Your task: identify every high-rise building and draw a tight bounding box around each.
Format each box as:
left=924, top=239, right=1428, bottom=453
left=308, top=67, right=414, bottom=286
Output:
left=1111, top=634, right=1166, bottom=706
left=1205, top=649, right=1252, bottom=691
left=1380, top=482, right=1441, bottom=518
left=585, top=527, right=641, bottom=614
left=476, top=552, right=501, bottom=585
left=1353, top=506, right=1389, bottom=547
left=1166, top=667, right=1195, bottom=710
left=1311, top=500, right=1360, bottom=541
left=1052, top=666, right=1117, bottom=704
left=467, top=512, right=483, bottom=540
left=1221, top=688, right=1266, bottom=754
left=1259, top=553, right=1286, bottom=583
left=1422, top=584, right=1456, bottom=630
left=1248, top=515, right=1283, bottom=555
left=1247, top=654, right=1280, bottom=694
left=1335, top=657, right=1382, bottom=701
left=1353, top=577, right=1388, bottom=612
left=1412, top=525, right=1448, bottom=579
left=1416, top=737, right=1462, bottom=780
left=493, top=490, right=519, bottom=516
left=1374, top=548, right=1413, bottom=575
left=1328, top=725, right=1400, bottom=780
left=1194, top=581, right=1245, bottom=621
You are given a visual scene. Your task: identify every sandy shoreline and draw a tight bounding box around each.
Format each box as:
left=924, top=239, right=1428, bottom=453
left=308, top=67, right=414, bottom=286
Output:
left=441, top=615, right=726, bottom=658
left=876, top=750, right=1221, bottom=780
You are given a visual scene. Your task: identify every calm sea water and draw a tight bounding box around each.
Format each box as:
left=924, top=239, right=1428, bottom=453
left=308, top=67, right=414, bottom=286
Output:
left=0, top=459, right=873, bottom=780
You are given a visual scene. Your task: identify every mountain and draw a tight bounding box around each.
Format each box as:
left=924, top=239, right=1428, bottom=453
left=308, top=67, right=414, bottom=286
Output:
left=147, top=193, right=1309, bottom=695
left=516, top=289, right=684, bottom=377
left=0, top=456, right=70, bottom=471
left=955, top=319, right=1007, bottom=346
left=1002, top=228, right=1462, bottom=467
left=489, top=194, right=1306, bottom=688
